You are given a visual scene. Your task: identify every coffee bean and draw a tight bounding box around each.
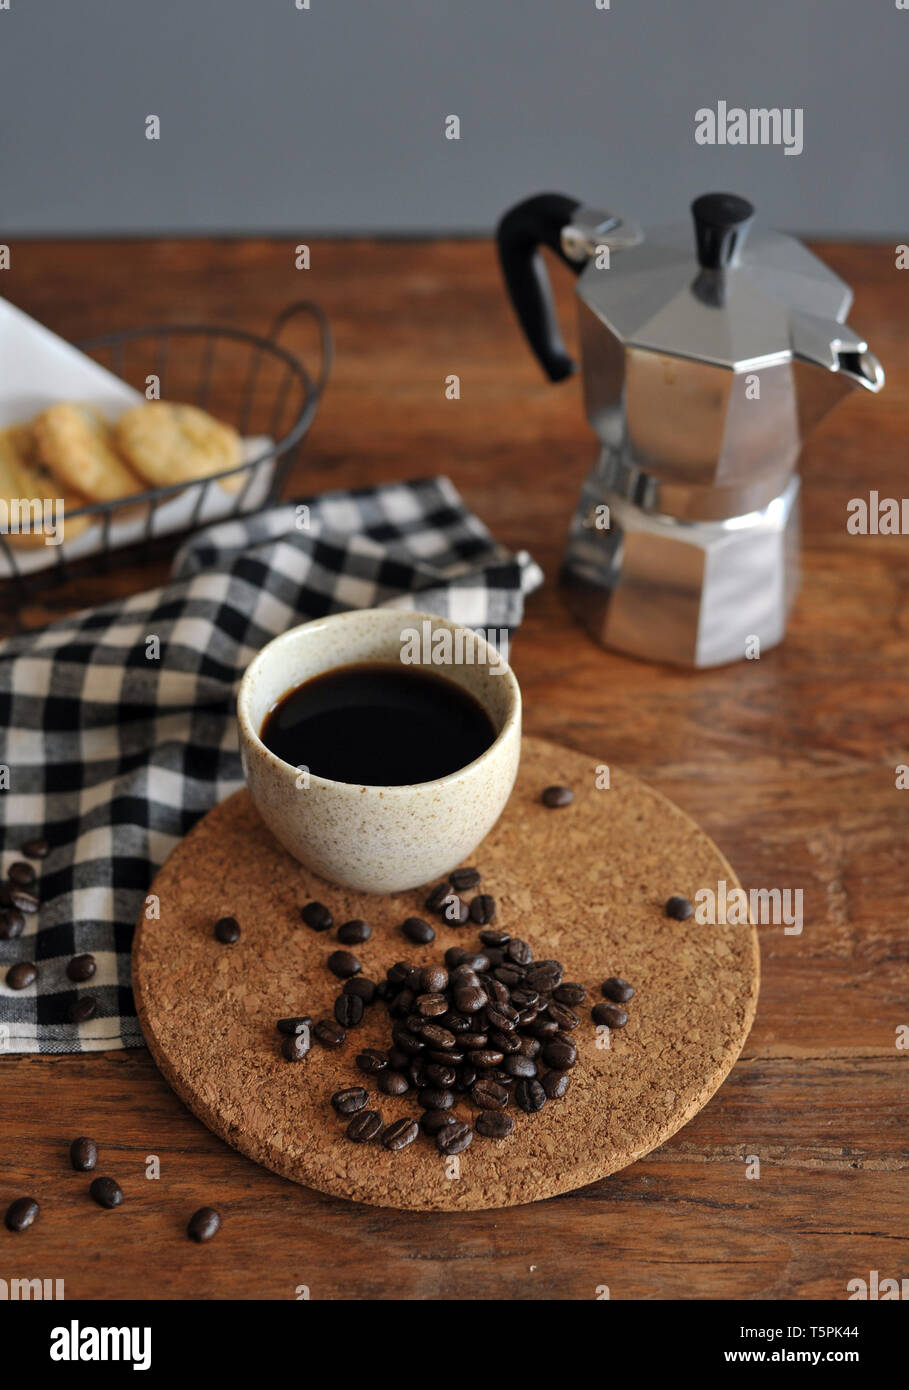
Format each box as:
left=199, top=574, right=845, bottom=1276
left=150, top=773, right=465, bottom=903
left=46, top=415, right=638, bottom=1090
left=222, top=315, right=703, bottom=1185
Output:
left=494, top=965, right=524, bottom=987
left=525, top=960, right=562, bottom=992
left=355, top=1049, right=388, bottom=1075
left=90, top=1176, right=123, bottom=1209
left=471, top=1079, right=509, bottom=1110
left=282, top=1031, right=311, bottom=1061
left=506, top=938, right=533, bottom=965
left=479, top=928, right=510, bottom=948
left=418, top=1087, right=454, bottom=1109
left=69, top=1136, right=99, bottom=1172
left=8, top=861, right=36, bottom=887
left=542, top=785, right=574, bottom=808
left=331, top=1087, right=368, bottom=1115
left=402, top=916, right=435, bottom=945
left=0, top=908, right=25, bottom=940
left=4, top=1197, right=39, bottom=1232
left=313, top=1018, right=346, bottom=1048
left=515, top=1078, right=546, bottom=1113
left=601, top=977, right=634, bottom=1003
left=187, top=1207, right=221, bottom=1243
left=419, top=964, right=448, bottom=993
left=65, top=953, right=96, bottom=983
left=421, top=1108, right=456, bottom=1135
left=468, top=1049, right=505, bottom=1068
left=470, top=894, right=496, bottom=925
left=301, top=901, right=333, bottom=931
left=476, top=1111, right=515, bottom=1139
left=334, top=992, right=364, bottom=1028
left=554, top=982, right=586, bottom=1005
left=346, top=978, right=378, bottom=1007
left=504, top=1053, right=537, bottom=1079
left=379, top=1070, right=410, bottom=1096
left=20, top=838, right=49, bottom=860
left=444, top=946, right=467, bottom=968
left=327, top=950, right=361, bottom=979
left=454, top=983, right=487, bottom=1013
left=69, top=996, right=97, bottom=1024
left=460, top=952, right=490, bottom=973
left=518, top=1036, right=541, bottom=1059
left=425, top=882, right=451, bottom=913
left=391, top=1026, right=423, bottom=1055
left=416, top=992, right=448, bottom=1018
left=541, top=1069, right=571, bottom=1099
left=542, top=1039, right=577, bottom=1069
left=437, top=1120, right=473, bottom=1154
left=424, top=1063, right=456, bottom=1088
left=441, top=894, right=470, bottom=925
left=546, top=1000, right=580, bottom=1030
left=337, top=919, right=371, bottom=944
left=665, top=895, right=693, bottom=921
left=449, top=866, right=481, bottom=891
left=6, top=961, right=37, bottom=990
left=214, top=916, right=240, bottom=944
left=382, top=1118, right=419, bottom=1151
left=419, top=1023, right=456, bottom=1050
left=459, top=1030, right=488, bottom=1049
left=592, top=1002, right=628, bottom=1028
left=387, top=960, right=416, bottom=986
left=346, top=1110, right=382, bottom=1142
left=488, top=1028, right=521, bottom=1054
left=7, top=887, right=38, bottom=914
left=276, top=1015, right=313, bottom=1035
left=527, top=1016, right=558, bottom=1039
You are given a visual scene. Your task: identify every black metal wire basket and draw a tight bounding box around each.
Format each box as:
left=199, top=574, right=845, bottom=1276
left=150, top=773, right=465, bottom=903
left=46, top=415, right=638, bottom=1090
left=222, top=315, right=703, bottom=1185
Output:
left=0, top=300, right=331, bottom=586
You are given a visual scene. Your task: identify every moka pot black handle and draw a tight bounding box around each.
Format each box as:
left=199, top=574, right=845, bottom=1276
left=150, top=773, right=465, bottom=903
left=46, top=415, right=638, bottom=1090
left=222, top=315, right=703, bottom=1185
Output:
left=496, top=192, right=584, bottom=382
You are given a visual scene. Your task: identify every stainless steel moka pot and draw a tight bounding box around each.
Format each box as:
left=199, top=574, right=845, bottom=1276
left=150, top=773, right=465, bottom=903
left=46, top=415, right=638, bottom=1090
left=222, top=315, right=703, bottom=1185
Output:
left=496, top=192, right=884, bottom=666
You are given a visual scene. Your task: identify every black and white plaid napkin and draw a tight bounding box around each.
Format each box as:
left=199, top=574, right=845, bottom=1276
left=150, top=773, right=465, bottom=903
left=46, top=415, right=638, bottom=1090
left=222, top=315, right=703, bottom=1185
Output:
left=0, top=477, right=543, bottom=1054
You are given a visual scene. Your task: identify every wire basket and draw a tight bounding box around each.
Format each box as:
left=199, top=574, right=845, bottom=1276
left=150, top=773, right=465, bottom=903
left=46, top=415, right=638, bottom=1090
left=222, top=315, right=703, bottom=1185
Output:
left=0, top=300, right=331, bottom=587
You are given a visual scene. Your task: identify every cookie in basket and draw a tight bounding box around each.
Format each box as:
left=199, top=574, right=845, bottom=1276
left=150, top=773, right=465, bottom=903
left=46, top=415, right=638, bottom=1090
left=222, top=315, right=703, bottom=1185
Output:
left=0, top=423, right=90, bottom=547
left=115, top=402, right=243, bottom=493
left=33, top=403, right=142, bottom=503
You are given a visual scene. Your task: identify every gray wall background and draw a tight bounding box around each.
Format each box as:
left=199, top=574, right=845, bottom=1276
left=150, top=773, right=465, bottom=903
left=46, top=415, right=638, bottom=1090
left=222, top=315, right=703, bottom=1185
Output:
left=0, top=0, right=905, bottom=237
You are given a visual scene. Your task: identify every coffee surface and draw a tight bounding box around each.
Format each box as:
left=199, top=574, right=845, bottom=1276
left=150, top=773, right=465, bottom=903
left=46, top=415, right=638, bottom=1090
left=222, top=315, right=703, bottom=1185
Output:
left=260, top=662, right=496, bottom=785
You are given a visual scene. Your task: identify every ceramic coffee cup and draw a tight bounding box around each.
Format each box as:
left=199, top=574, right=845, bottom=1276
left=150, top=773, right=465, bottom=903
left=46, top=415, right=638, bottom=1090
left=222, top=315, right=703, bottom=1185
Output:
left=237, top=608, right=521, bottom=893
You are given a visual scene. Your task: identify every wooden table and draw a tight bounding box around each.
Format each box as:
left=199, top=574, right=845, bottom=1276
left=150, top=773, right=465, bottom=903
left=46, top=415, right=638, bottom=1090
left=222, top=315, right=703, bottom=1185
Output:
left=2, top=240, right=906, bottom=1300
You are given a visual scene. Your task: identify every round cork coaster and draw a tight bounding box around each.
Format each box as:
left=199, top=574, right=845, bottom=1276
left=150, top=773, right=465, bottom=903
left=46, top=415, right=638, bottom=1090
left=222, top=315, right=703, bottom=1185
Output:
left=133, top=737, right=759, bottom=1211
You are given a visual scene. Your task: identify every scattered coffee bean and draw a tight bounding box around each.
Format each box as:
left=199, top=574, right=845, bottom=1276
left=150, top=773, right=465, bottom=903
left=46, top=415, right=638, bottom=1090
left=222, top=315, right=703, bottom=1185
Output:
left=421, top=1108, right=456, bottom=1135
left=346, top=1110, right=382, bottom=1142
left=601, top=977, right=634, bottom=1003
left=476, top=1111, right=515, bottom=1139
left=337, top=919, right=371, bottom=944
left=402, top=916, right=435, bottom=944
left=20, top=838, right=49, bottom=860
left=382, top=1118, right=419, bottom=1151
left=276, top=1015, right=312, bottom=1035
left=592, top=1002, right=628, bottom=1028
left=334, top=992, right=364, bottom=1028
left=313, top=1018, right=346, bottom=1048
left=8, top=861, right=36, bottom=887
left=187, top=1207, right=221, bottom=1243
left=69, top=996, right=97, bottom=1024
left=437, top=1120, right=473, bottom=1154
left=515, top=1078, right=546, bottom=1113
left=379, top=1069, right=410, bottom=1096
left=327, top=950, right=361, bottom=979
left=506, top=938, right=533, bottom=965
left=301, top=901, right=333, bottom=931
left=541, top=1070, right=571, bottom=1100
left=343, top=977, right=377, bottom=1004
left=665, top=895, right=693, bottom=921
left=282, top=1031, right=311, bottom=1061
left=542, top=785, right=573, bottom=808
left=90, top=1177, right=123, bottom=1209
left=553, top=982, right=586, bottom=1005
left=441, top=894, right=470, bottom=925
left=331, top=1087, right=368, bottom=1115
left=470, top=894, right=496, bottom=925
left=67, top=953, right=96, bottom=982
left=0, top=908, right=25, bottom=940
left=4, top=1197, right=39, bottom=1232
left=449, top=866, right=481, bottom=891
left=214, top=916, right=240, bottom=944
left=425, top=882, right=451, bottom=913
left=70, top=1137, right=98, bottom=1171
left=479, top=928, right=510, bottom=948
left=471, top=1079, right=509, bottom=1110
left=7, top=888, right=38, bottom=914
left=6, top=961, right=37, bottom=990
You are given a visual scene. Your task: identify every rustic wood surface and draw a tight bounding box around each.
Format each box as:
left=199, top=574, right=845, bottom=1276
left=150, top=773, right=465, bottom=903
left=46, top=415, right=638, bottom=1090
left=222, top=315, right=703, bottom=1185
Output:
left=1, top=239, right=907, bottom=1299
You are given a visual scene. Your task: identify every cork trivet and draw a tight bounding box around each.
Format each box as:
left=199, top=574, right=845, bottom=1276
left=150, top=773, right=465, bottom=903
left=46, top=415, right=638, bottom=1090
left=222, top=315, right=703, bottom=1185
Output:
left=133, top=737, right=759, bottom=1211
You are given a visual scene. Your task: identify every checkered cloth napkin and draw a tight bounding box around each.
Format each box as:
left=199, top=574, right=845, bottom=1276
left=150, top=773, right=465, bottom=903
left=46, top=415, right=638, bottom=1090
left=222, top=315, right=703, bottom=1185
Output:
left=0, top=477, right=543, bottom=1054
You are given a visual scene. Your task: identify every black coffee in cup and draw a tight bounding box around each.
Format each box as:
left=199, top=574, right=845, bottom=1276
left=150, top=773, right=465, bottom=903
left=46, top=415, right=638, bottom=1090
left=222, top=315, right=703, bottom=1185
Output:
left=260, top=662, right=496, bottom=785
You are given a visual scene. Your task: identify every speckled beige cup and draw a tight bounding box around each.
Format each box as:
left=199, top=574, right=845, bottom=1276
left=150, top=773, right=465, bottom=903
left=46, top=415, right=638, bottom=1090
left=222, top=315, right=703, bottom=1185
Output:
left=237, top=609, right=521, bottom=893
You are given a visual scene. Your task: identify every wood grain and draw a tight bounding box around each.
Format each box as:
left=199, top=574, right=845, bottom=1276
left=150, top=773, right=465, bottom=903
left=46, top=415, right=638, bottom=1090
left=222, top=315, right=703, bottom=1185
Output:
left=1, top=238, right=907, bottom=1296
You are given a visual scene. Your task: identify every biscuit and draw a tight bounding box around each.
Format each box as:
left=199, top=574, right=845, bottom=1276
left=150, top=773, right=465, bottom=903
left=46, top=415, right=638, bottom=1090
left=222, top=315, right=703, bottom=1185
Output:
left=0, top=424, right=90, bottom=548
left=115, top=402, right=243, bottom=492
left=33, top=403, right=141, bottom=502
